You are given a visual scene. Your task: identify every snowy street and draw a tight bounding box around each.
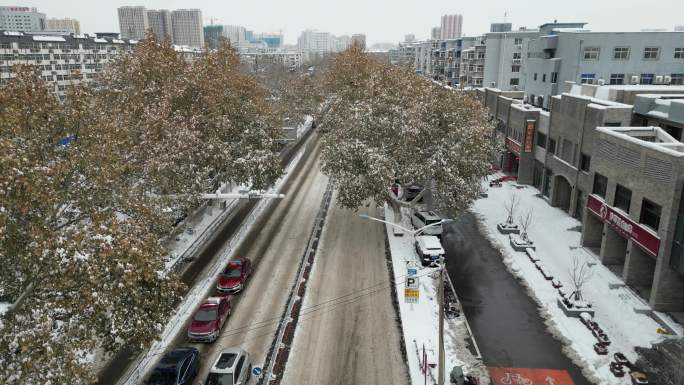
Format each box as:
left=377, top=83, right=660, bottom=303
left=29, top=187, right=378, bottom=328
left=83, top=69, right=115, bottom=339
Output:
left=282, top=201, right=408, bottom=385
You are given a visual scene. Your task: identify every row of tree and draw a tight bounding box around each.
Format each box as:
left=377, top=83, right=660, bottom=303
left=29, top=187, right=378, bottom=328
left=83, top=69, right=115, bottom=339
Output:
left=0, top=35, right=284, bottom=384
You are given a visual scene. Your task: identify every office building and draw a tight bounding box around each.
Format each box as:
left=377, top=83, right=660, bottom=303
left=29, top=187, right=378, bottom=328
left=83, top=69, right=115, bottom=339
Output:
left=525, top=23, right=684, bottom=108
left=46, top=18, right=80, bottom=35
left=440, top=14, right=463, bottom=39
left=482, top=83, right=684, bottom=311
left=0, top=6, right=46, bottom=32
left=146, top=9, right=173, bottom=42
left=170, top=9, right=203, bottom=48
left=117, top=6, right=147, bottom=40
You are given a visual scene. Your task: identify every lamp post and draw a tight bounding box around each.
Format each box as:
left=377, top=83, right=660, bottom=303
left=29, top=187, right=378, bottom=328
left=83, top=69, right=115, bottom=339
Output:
left=359, top=213, right=451, bottom=385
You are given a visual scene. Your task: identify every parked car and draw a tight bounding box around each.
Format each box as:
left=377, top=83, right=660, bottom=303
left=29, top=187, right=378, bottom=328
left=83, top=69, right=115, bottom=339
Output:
left=414, top=235, right=445, bottom=266
left=187, top=296, right=231, bottom=343
left=411, top=210, right=443, bottom=237
left=217, top=257, right=252, bottom=294
left=146, top=347, right=199, bottom=385
left=205, top=347, right=252, bottom=385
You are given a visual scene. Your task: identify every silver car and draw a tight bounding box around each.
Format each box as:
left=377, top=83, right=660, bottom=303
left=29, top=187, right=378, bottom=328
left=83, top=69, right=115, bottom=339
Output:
left=204, top=347, right=251, bottom=385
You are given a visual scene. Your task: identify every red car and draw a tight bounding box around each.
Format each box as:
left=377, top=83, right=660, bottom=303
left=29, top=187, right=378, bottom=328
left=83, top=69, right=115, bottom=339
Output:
left=187, top=296, right=231, bottom=343
left=217, top=257, right=252, bottom=294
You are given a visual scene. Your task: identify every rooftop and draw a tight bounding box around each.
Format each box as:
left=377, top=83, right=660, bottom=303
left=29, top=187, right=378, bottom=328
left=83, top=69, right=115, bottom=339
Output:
left=634, top=94, right=684, bottom=125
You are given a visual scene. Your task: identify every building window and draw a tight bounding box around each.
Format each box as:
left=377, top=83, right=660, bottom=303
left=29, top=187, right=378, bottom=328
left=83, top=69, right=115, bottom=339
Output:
left=640, top=199, right=662, bottom=231
left=583, top=47, right=600, bottom=60
left=613, top=47, right=630, bottom=60
left=561, top=138, right=576, bottom=164
left=672, top=74, right=684, bottom=85
left=593, top=173, right=608, bottom=198
left=536, top=132, right=547, bottom=149
left=548, top=138, right=556, bottom=154
left=643, top=47, right=660, bottom=60
left=580, top=73, right=596, bottom=84
left=512, top=65, right=521, bottom=72
left=510, top=78, right=520, bottom=86
left=551, top=72, right=558, bottom=83
left=675, top=48, right=684, bottom=59
left=514, top=38, right=523, bottom=45
left=640, top=73, right=654, bottom=84
left=534, top=73, right=538, bottom=81
left=609, top=73, right=625, bottom=85
left=542, top=74, right=547, bottom=82
left=614, top=184, right=632, bottom=212
left=513, top=52, right=522, bottom=59
left=580, top=153, right=591, bottom=172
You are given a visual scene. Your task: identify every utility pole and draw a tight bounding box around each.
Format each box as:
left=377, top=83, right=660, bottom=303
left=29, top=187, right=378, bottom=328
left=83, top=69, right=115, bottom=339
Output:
left=438, top=256, right=445, bottom=385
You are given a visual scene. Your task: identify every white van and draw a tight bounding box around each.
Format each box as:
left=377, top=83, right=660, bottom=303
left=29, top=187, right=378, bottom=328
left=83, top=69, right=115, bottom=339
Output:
left=414, top=235, right=445, bottom=266
left=411, top=211, right=443, bottom=237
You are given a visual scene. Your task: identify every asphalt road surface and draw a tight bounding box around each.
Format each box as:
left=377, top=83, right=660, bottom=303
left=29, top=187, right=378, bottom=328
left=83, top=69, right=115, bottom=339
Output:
left=443, top=212, right=593, bottom=385
left=191, top=137, right=330, bottom=383
left=282, top=202, right=408, bottom=385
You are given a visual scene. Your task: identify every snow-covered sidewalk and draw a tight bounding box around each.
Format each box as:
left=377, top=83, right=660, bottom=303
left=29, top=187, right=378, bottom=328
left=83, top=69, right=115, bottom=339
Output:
left=473, top=177, right=683, bottom=385
left=384, top=206, right=487, bottom=385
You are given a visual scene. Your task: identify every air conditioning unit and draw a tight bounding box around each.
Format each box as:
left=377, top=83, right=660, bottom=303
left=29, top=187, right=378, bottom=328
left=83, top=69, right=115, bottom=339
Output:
left=630, top=75, right=639, bottom=85
left=512, top=85, right=519, bottom=91
left=597, top=78, right=605, bottom=86
left=664, top=75, right=672, bottom=84
left=655, top=75, right=664, bottom=84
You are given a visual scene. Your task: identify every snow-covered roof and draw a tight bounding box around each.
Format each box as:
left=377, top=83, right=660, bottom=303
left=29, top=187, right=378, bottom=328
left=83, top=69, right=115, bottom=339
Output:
left=93, top=38, right=107, bottom=43
left=112, top=39, right=124, bottom=44
left=32, top=35, right=66, bottom=42
left=597, top=126, right=684, bottom=157
left=129, top=39, right=138, bottom=44
left=3, top=31, right=23, bottom=36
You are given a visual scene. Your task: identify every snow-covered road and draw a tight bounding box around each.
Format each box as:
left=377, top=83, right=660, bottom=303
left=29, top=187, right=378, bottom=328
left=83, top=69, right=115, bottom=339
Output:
left=282, top=201, right=408, bottom=385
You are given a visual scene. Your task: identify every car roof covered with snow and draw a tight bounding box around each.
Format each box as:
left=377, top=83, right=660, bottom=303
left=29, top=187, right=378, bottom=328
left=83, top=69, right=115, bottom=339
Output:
left=416, top=235, right=444, bottom=251
left=210, top=347, right=246, bottom=373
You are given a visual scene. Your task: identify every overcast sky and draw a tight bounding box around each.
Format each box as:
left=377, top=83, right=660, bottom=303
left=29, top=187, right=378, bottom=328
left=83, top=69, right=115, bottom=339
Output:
left=21, top=0, right=684, bottom=45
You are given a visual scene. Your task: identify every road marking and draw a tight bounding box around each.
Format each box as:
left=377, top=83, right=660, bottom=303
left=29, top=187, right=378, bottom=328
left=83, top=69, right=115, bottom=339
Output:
left=488, top=367, right=574, bottom=385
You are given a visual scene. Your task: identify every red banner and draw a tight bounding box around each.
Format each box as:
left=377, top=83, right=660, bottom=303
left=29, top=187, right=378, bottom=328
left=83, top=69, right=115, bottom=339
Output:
left=524, top=120, right=535, bottom=153
left=506, top=138, right=521, bottom=155
left=587, top=194, right=660, bottom=257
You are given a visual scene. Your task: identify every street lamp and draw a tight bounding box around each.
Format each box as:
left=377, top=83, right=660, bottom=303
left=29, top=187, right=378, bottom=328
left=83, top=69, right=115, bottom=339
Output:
left=359, top=212, right=451, bottom=385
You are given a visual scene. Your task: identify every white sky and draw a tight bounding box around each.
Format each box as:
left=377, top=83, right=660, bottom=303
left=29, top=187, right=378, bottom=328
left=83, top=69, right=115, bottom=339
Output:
left=20, top=0, right=684, bottom=45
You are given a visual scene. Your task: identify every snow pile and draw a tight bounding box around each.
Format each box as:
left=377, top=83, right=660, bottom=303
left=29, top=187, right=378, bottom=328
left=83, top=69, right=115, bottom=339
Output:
left=473, top=179, right=671, bottom=385
left=384, top=206, right=486, bottom=385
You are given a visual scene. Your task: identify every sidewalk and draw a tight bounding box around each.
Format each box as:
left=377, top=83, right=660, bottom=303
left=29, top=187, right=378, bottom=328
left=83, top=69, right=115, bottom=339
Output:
left=473, top=177, right=683, bottom=385
left=384, top=205, right=488, bottom=385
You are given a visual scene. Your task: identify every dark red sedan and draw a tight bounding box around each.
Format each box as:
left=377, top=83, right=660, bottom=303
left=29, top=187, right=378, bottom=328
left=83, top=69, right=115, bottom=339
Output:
left=217, top=257, right=252, bottom=294
left=187, top=296, right=231, bottom=343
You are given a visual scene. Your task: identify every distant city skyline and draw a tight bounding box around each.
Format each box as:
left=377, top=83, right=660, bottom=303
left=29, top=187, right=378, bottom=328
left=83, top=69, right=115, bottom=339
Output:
left=8, top=0, right=684, bottom=45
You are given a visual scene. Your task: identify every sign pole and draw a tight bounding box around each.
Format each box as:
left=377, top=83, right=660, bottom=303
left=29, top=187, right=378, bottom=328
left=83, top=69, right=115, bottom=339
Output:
left=438, top=257, right=445, bottom=385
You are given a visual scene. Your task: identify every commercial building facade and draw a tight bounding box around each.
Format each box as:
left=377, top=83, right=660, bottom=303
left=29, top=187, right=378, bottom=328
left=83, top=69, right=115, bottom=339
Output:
left=482, top=84, right=684, bottom=311
left=0, top=6, right=46, bottom=32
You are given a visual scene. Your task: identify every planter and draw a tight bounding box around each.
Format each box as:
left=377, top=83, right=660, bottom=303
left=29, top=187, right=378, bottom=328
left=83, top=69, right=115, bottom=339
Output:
left=509, top=234, right=535, bottom=251
left=557, top=297, right=595, bottom=318
left=552, top=279, right=563, bottom=288
left=594, top=342, right=609, bottom=355
left=497, top=222, right=520, bottom=234
left=536, top=262, right=553, bottom=280
left=526, top=249, right=540, bottom=262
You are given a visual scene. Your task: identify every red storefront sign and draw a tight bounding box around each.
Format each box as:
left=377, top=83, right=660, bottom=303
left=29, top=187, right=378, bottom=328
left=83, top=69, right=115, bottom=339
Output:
left=524, top=120, right=535, bottom=153
left=505, top=138, right=520, bottom=155
left=587, top=194, right=661, bottom=257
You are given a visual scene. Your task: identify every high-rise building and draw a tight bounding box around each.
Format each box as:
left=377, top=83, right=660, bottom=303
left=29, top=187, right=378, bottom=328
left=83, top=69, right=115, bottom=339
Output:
left=203, top=25, right=223, bottom=49
left=431, top=27, right=441, bottom=40
left=405, top=34, right=416, bottom=43
left=298, top=30, right=332, bottom=53
left=351, top=33, right=366, bottom=48
left=0, top=6, right=46, bottom=32
left=224, top=25, right=247, bottom=46
left=46, top=18, right=80, bottom=35
left=117, top=6, right=148, bottom=40
left=440, top=14, right=463, bottom=39
left=147, top=9, right=173, bottom=42
left=171, top=9, right=203, bottom=48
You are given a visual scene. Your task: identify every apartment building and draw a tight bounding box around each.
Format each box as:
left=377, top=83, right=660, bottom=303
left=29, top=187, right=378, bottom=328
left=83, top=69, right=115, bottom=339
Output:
left=351, top=33, right=366, bottom=49
left=46, top=18, right=80, bottom=35
left=526, top=24, right=684, bottom=109
left=297, top=30, right=332, bottom=53
left=170, top=9, right=203, bottom=48
left=117, top=6, right=147, bottom=40
left=0, top=31, right=137, bottom=96
left=147, top=9, right=173, bottom=42
left=482, top=83, right=684, bottom=311
left=0, top=6, right=46, bottom=32
left=440, top=14, right=463, bottom=39
left=482, top=28, right=538, bottom=91
left=459, top=37, right=486, bottom=87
